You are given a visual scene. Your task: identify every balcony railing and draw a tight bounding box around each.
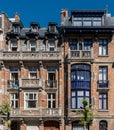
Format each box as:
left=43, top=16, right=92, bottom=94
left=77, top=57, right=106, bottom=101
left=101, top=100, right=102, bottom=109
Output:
left=21, top=79, right=41, bottom=88
left=45, top=80, right=57, bottom=88
left=0, top=51, right=61, bottom=60
left=8, top=78, right=42, bottom=89
left=8, top=80, right=19, bottom=89
left=97, top=80, right=109, bottom=89
left=68, top=49, right=93, bottom=59
left=10, top=108, right=61, bottom=117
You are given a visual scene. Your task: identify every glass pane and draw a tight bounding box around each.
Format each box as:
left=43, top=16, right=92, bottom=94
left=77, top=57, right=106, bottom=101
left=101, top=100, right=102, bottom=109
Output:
left=77, top=97, right=83, bottom=108
left=29, top=94, right=33, bottom=99
left=72, top=91, right=76, bottom=96
left=72, top=98, right=76, bottom=108
left=77, top=91, right=83, bottom=96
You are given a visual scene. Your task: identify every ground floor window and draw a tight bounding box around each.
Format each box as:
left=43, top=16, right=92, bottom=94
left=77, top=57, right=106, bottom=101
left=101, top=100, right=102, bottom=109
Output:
left=72, top=122, right=89, bottom=130
left=99, top=120, right=108, bottom=130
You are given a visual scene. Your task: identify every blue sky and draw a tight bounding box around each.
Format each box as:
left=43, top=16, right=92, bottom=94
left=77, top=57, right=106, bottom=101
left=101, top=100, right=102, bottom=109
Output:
left=0, top=0, right=113, bottom=27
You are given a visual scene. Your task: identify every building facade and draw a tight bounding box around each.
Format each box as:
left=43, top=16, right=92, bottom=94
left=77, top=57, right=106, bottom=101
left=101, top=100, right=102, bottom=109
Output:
left=0, top=9, right=114, bottom=130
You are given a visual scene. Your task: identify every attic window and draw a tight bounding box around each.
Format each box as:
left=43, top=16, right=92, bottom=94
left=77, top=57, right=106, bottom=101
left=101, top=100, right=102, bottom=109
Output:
left=49, top=25, right=56, bottom=32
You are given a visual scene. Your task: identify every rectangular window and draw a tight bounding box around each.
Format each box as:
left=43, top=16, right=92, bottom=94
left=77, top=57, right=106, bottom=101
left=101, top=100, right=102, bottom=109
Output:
left=11, top=41, right=18, bottom=51
left=93, top=17, right=102, bottom=26
left=47, top=67, right=56, bottom=88
left=99, top=93, right=108, bottom=110
left=99, top=39, right=108, bottom=55
left=10, top=67, right=19, bottom=88
left=49, top=42, right=55, bottom=51
left=71, top=90, right=90, bottom=109
left=84, top=39, right=92, bottom=50
left=29, top=67, right=37, bottom=79
left=24, top=92, right=37, bottom=109
left=48, top=93, right=56, bottom=108
left=10, top=93, right=18, bottom=108
left=99, top=66, right=108, bottom=88
left=30, top=41, right=36, bottom=52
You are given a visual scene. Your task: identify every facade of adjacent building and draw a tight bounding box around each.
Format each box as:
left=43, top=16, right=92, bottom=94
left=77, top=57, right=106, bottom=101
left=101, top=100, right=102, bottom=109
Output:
left=0, top=8, right=114, bottom=130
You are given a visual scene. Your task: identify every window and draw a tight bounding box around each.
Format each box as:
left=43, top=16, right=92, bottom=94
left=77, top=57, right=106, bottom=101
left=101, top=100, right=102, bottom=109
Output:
left=29, top=67, right=37, bottom=79
left=24, top=92, right=37, bottom=109
left=99, top=93, right=108, bottom=110
left=99, top=120, right=108, bottom=130
left=93, top=17, right=102, bottom=26
left=83, top=17, right=92, bottom=26
left=69, top=40, right=78, bottom=50
left=72, top=122, right=89, bottom=130
left=49, top=25, right=56, bottom=32
left=99, top=39, right=108, bottom=55
left=84, top=39, right=92, bottom=50
left=99, top=66, right=108, bottom=88
left=48, top=93, right=56, bottom=108
left=10, top=93, right=18, bottom=108
left=71, top=64, right=91, bottom=109
left=49, top=41, right=55, bottom=51
left=71, top=90, right=90, bottom=109
left=10, top=67, right=19, bottom=88
left=11, top=41, right=18, bottom=51
left=30, top=41, right=36, bottom=52
left=73, top=16, right=102, bottom=27
left=47, top=67, right=56, bottom=87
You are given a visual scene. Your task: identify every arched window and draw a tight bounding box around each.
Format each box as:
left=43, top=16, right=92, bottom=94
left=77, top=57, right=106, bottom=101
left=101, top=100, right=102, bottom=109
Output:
left=71, top=64, right=91, bottom=109
left=99, top=120, right=108, bottom=130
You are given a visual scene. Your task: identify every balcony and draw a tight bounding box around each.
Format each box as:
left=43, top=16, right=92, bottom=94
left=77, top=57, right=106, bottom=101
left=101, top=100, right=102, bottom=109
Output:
left=10, top=108, right=62, bottom=117
left=68, top=49, right=93, bottom=60
left=97, top=80, right=109, bottom=91
left=45, top=80, right=57, bottom=92
left=20, top=79, right=42, bottom=89
left=0, top=51, right=61, bottom=61
left=8, top=78, right=42, bottom=90
left=8, top=80, right=19, bottom=89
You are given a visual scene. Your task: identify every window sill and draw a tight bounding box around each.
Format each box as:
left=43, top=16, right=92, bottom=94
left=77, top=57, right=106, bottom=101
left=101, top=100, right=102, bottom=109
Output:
left=98, top=55, right=109, bottom=57
left=98, top=109, right=108, bottom=112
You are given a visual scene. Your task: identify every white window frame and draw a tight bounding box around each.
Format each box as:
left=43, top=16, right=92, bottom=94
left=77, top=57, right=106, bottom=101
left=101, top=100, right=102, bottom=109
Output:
left=47, top=93, right=56, bottom=108
left=10, top=93, right=18, bottom=108
left=24, top=92, right=38, bottom=109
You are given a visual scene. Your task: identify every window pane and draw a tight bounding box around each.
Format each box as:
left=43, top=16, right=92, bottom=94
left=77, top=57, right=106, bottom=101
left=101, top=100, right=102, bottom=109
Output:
left=77, top=97, right=83, bottom=108
left=72, top=98, right=76, bottom=108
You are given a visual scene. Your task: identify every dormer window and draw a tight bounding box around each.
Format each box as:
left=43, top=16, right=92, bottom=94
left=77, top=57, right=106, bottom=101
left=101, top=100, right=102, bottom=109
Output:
left=12, top=22, right=21, bottom=33
left=48, top=22, right=57, bottom=33
left=30, top=22, right=39, bottom=32
left=72, top=10, right=104, bottom=27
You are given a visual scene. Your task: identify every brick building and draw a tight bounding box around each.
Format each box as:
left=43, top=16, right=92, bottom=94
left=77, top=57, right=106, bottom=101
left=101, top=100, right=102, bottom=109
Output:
left=0, top=8, right=114, bottom=130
